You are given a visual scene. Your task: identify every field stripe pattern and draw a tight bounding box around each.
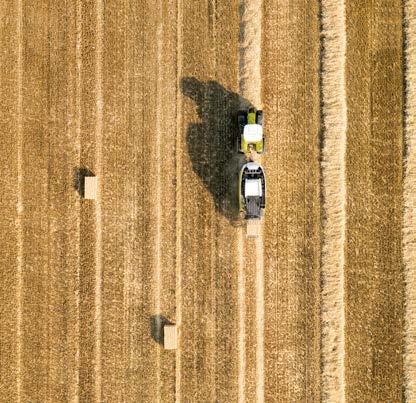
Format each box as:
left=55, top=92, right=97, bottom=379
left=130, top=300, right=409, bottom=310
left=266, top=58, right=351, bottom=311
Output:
left=263, top=0, right=321, bottom=400
left=320, top=0, right=347, bottom=400
left=344, top=0, right=404, bottom=400
left=0, top=1, right=412, bottom=402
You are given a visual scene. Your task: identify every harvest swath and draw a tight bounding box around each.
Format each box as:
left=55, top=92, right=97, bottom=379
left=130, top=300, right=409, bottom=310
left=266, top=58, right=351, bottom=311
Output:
left=0, top=0, right=412, bottom=401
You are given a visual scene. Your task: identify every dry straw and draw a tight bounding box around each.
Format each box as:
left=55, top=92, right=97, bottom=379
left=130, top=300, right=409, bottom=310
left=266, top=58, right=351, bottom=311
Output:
left=238, top=0, right=262, bottom=109
left=404, top=1, right=416, bottom=400
left=320, top=0, right=347, bottom=401
left=238, top=1, right=264, bottom=401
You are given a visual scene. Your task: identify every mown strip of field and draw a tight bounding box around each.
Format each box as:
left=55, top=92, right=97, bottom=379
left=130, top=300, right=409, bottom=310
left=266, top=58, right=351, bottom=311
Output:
left=320, top=0, right=347, bottom=400
left=344, top=0, right=404, bottom=400
left=262, top=0, right=321, bottom=400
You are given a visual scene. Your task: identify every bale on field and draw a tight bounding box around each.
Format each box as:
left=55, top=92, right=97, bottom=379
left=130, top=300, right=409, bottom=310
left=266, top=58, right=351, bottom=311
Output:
left=84, top=176, right=97, bottom=200
left=163, top=325, right=177, bottom=350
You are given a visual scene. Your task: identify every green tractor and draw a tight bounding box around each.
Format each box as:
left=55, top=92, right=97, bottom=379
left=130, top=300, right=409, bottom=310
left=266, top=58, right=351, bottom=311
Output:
left=237, top=108, right=264, bottom=155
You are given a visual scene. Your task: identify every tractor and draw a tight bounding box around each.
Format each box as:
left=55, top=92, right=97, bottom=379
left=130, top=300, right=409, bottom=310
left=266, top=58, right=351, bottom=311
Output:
left=237, top=108, right=264, bottom=160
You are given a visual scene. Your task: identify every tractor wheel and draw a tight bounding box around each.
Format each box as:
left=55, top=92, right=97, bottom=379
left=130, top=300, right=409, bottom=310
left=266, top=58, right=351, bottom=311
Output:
left=256, top=110, right=263, bottom=125
left=237, top=111, right=247, bottom=132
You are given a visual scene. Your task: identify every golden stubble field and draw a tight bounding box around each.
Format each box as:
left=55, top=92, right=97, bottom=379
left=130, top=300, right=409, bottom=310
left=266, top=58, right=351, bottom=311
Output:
left=0, top=0, right=413, bottom=402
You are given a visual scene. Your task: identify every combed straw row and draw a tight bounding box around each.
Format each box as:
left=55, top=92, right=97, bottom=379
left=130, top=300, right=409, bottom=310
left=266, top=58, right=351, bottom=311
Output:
left=320, top=0, right=347, bottom=401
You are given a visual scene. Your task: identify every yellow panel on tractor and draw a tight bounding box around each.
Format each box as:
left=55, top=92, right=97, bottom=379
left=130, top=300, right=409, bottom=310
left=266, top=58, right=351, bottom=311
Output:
left=247, top=112, right=256, bottom=124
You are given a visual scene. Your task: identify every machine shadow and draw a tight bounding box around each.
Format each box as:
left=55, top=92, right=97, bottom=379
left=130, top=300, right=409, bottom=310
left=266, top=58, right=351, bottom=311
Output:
left=181, top=77, right=252, bottom=222
left=150, top=315, right=173, bottom=345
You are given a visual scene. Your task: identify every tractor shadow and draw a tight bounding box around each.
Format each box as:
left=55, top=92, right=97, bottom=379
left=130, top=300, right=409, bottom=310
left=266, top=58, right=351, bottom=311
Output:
left=181, top=77, right=252, bottom=222
left=150, top=315, right=174, bottom=345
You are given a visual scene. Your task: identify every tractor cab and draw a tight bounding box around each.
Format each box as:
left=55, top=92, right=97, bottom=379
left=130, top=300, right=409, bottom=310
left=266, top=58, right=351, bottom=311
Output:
left=237, top=108, right=264, bottom=156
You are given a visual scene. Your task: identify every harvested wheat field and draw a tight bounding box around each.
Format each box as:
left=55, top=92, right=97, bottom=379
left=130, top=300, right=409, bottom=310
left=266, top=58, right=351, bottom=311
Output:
left=0, top=0, right=414, bottom=401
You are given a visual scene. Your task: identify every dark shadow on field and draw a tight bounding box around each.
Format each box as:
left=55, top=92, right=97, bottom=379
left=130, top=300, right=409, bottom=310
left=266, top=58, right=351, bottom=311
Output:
left=181, top=77, right=251, bottom=222
left=73, top=167, right=95, bottom=198
left=150, top=315, right=173, bottom=345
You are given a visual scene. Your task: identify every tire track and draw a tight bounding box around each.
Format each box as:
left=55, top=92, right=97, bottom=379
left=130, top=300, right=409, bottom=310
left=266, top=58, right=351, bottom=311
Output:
left=404, top=1, right=416, bottom=400
left=320, top=0, right=347, bottom=401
